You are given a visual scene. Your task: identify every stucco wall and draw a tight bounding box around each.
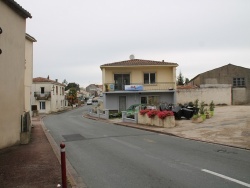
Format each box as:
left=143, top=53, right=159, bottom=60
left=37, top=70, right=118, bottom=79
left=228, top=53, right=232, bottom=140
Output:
left=24, top=38, right=34, bottom=114
left=176, top=86, right=231, bottom=105
left=102, top=66, right=175, bottom=84
left=0, top=2, right=26, bottom=149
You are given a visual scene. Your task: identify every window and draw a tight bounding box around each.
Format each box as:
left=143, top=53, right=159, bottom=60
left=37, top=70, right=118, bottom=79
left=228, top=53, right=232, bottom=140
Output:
left=144, top=73, right=155, bottom=84
left=41, top=87, right=45, bottom=94
left=233, top=78, right=245, bottom=87
left=56, top=86, right=58, bottom=95
left=141, top=96, right=159, bottom=105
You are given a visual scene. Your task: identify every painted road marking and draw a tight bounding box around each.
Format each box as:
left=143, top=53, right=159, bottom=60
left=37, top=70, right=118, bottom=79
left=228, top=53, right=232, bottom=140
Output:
left=202, top=169, right=250, bottom=187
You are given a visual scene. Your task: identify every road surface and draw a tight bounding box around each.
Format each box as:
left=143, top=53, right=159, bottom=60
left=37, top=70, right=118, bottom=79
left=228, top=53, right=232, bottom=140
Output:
left=43, top=106, right=250, bottom=188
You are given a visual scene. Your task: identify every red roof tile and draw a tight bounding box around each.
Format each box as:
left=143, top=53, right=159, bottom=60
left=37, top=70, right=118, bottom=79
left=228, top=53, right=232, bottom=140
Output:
left=33, top=77, right=65, bottom=86
left=100, top=59, right=178, bottom=68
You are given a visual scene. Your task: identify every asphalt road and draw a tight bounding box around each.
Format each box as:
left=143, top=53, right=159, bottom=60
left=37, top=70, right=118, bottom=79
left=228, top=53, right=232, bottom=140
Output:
left=43, top=106, right=250, bottom=188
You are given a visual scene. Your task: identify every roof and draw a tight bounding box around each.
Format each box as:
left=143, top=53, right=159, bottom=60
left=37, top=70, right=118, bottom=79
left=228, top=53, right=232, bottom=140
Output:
left=188, top=63, right=250, bottom=83
left=100, top=59, right=178, bottom=69
left=25, top=33, right=37, bottom=42
left=2, top=0, right=32, bottom=18
left=33, top=77, right=65, bottom=86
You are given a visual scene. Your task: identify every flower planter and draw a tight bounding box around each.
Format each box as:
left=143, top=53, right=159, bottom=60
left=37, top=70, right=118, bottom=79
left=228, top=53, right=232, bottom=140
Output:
left=162, top=116, right=175, bottom=127
left=139, top=113, right=175, bottom=127
left=138, top=114, right=147, bottom=124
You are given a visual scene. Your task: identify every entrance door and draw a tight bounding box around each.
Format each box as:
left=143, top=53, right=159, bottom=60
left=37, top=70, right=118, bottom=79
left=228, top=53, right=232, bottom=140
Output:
left=39, top=101, right=46, bottom=113
left=119, top=96, right=126, bottom=112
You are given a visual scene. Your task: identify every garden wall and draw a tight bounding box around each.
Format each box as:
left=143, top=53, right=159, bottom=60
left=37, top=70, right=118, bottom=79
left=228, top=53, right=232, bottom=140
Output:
left=176, top=85, right=231, bottom=105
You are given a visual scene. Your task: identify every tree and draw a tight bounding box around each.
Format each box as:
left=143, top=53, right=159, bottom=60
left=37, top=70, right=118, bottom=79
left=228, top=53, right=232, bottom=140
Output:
left=67, top=88, right=78, bottom=105
left=177, top=71, right=184, bottom=85
left=65, top=82, right=80, bottom=91
left=62, top=79, right=68, bottom=85
left=185, top=78, right=190, bottom=85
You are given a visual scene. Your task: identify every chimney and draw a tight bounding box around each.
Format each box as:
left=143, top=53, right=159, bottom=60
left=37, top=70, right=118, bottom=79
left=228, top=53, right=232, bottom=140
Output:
left=55, top=79, right=58, bottom=82
left=162, top=60, right=164, bottom=62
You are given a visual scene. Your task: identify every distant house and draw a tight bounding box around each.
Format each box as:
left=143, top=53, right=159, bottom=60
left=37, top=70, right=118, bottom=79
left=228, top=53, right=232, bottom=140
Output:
left=86, top=84, right=102, bottom=97
left=0, top=0, right=32, bottom=149
left=32, top=77, right=67, bottom=113
left=188, top=64, right=250, bottom=105
left=100, top=58, right=178, bottom=112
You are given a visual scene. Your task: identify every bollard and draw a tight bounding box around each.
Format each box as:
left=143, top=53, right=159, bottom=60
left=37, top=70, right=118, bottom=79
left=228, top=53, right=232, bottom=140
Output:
left=60, top=142, right=67, bottom=188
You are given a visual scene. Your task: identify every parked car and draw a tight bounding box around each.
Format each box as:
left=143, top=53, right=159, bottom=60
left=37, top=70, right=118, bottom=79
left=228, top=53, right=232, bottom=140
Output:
left=126, top=104, right=147, bottom=118
left=86, top=99, right=92, bottom=105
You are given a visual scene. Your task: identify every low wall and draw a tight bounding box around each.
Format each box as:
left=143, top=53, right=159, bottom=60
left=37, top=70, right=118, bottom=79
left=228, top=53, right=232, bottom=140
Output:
left=88, top=109, right=109, bottom=119
left=177, top=86, right=231, bottom=105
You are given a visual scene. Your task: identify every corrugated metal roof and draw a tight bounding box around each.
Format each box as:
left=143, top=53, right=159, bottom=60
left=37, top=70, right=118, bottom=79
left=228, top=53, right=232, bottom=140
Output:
left=100, top=59, right=178, bottom=68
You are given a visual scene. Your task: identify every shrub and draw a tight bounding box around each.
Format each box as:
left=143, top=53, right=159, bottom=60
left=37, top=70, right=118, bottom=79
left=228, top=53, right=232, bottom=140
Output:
left=147, top=110, right=159, bottom=118
left=140, top=109, right=150, bottom=115
left=157, top=110, right=174, bottom=119
left=209, top=100, right=215, bottom=111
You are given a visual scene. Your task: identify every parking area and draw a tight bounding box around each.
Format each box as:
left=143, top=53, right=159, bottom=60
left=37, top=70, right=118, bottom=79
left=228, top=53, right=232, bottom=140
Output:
left=114, top=105, right=250, bottom=149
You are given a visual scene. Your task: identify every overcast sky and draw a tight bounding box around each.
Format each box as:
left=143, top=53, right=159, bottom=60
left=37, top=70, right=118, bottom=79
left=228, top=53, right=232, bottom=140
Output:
left=17, top=0, right=250, bottom=87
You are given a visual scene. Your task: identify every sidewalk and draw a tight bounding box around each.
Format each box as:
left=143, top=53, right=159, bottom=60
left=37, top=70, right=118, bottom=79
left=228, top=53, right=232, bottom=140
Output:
left=0, top=115, right=72, bottom=188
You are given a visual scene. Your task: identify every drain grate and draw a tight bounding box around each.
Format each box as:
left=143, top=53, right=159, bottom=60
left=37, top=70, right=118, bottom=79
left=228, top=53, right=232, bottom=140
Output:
left=62, top=134, right=85, bottom=142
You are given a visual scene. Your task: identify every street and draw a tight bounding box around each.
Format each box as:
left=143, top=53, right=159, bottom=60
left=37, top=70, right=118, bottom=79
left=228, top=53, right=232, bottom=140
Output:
left=43, top=106, right=250, bottom=188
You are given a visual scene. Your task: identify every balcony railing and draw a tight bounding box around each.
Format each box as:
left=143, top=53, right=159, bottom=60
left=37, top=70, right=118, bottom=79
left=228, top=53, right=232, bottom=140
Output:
left=104, top=82, right=175, bottom=92
left=34, top=92, right=51, bottom=100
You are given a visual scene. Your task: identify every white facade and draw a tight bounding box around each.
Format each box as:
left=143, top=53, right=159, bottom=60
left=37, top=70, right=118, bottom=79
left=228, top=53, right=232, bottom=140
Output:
left=25, top=34, right=36, bottom=117
left=32, top=77, right=67, bottom=114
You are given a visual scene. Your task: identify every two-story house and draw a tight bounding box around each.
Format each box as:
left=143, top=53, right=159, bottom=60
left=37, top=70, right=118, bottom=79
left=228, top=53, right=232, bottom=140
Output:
left=32, top=77, right=67, bottom=114
left=0, top=0, right=32, bottom=149
left=100, top=58, right=178, bottom=112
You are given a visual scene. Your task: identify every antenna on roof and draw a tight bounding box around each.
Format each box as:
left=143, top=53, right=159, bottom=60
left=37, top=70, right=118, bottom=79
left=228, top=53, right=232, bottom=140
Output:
left=129, top=54, right=135, bottom=60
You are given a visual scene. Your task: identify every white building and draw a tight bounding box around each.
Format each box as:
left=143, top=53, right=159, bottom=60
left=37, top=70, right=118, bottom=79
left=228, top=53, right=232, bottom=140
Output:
left=32, top=77, right=68, bottom=114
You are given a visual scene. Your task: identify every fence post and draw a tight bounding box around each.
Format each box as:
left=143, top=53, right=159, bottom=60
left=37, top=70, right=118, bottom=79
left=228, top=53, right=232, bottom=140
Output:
left=60, top=142, right=67, bottom=188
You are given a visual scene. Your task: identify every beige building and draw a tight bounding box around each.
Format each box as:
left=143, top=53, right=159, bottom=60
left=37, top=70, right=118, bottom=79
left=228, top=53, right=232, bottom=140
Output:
left=32, top=77, right=67, bottom=114
left=100, top=58, right=178, bottom=112
left=25, top=34, right=37, bottom=116
left=0, top=0, right=32, bottom=149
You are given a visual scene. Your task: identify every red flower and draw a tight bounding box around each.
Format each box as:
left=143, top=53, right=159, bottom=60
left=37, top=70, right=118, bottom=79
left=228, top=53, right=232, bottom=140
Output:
left=147, top=110, right=159, bottom=118
left=157, top=110, right=174, bottom=119
left=140, top=109, right=150, bottom=115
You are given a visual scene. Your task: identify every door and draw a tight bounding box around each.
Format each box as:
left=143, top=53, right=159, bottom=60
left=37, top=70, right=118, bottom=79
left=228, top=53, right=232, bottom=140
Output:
left=114, top=74, right=130, bottom=90
left=119, top=96, right=126, bottom=112
left=39, top=101, right=46, bottom=113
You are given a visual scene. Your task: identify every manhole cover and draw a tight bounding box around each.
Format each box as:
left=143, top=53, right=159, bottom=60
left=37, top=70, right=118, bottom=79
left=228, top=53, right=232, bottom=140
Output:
left=62, top=134, right=85, bottom=142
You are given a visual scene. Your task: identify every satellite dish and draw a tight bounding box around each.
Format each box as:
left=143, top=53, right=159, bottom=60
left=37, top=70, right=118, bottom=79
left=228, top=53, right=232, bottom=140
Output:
left=129, top=54, right=135, bottom=60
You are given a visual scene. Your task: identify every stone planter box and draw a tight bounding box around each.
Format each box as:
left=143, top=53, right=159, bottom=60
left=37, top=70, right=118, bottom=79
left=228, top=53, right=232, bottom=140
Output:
left=138, top=114, right=175, bottom=127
